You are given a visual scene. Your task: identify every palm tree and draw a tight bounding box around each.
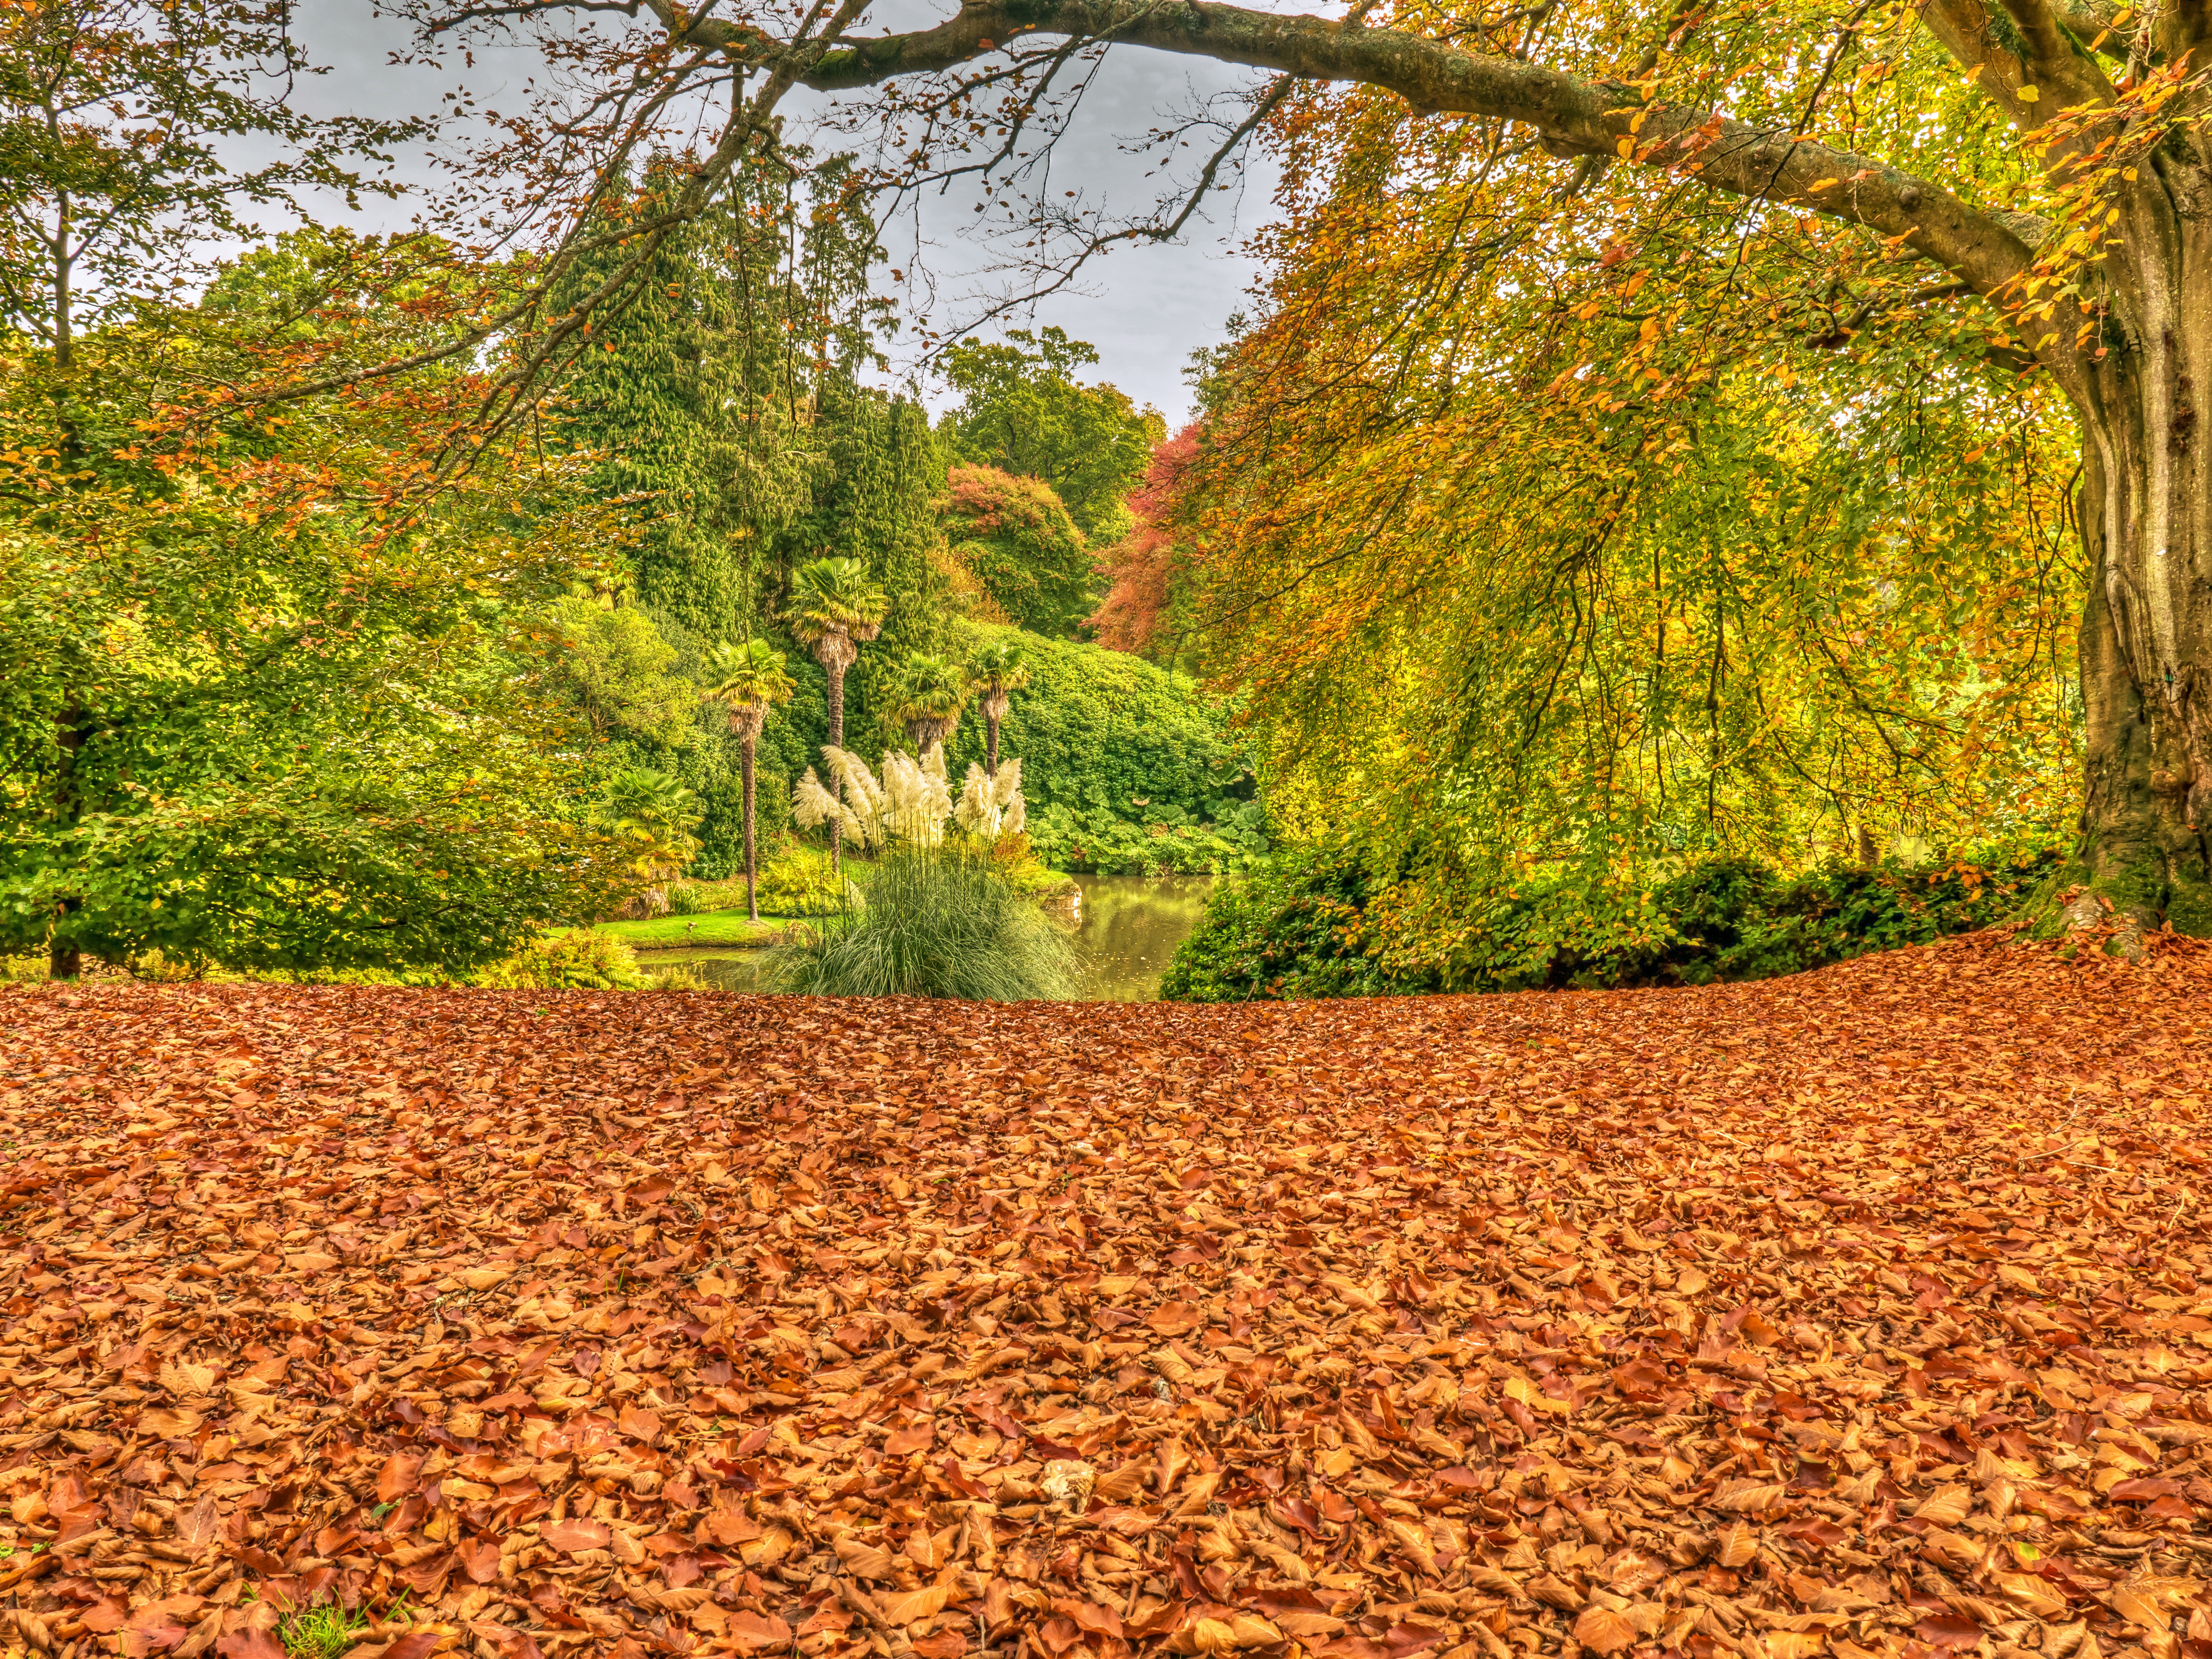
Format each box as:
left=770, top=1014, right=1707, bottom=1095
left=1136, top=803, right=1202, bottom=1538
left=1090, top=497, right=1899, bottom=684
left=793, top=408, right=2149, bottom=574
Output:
left=967, top=640, right=1030, bottom=779
left=704, top=639, right=798, bottom=922
left=786, top=555, right=889, bottom=871
left=599, top=767, right=704, bottom=915
left=887, top=652, right=969, bottom=757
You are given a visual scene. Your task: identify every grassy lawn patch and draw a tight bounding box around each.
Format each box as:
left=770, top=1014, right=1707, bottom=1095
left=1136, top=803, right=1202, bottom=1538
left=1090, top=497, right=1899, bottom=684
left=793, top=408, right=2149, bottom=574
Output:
left=593, top=911, right=784, bottom=948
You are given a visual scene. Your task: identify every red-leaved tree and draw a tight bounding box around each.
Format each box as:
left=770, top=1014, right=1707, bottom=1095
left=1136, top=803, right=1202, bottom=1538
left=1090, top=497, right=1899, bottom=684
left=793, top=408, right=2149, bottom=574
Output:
left=1089, top=425, right=1200, bottom=660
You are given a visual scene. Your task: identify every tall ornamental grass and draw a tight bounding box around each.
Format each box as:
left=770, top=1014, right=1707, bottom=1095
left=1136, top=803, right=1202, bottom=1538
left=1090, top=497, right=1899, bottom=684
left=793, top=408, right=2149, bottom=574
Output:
left=764, top=846, right=1073, bottom=1000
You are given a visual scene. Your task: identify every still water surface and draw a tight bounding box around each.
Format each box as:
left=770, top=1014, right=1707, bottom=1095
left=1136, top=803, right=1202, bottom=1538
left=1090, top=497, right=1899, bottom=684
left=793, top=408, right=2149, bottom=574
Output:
left=638, top=873, right=1214, bottom=1001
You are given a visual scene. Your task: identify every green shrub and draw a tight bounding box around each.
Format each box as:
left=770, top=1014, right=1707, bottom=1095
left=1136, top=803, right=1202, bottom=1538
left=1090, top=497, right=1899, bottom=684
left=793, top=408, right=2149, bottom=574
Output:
left=942, top=623, right=1266, bottom=874
left=764, top=846, right=1075, bottom=999
left=755, top=845, right=860, bottom=915
left=471, top=929, right=649, bottom=990
left=11, top=930, right=655, bottom=990
left=665, top=878, right=758, bottom=915
left=1163, top=841, right=2066, bottom=1001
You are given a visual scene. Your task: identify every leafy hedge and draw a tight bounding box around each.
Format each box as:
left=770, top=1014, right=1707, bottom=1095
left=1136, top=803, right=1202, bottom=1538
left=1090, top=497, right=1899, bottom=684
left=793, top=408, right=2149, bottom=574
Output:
left=1161, top=842, right=2065, bottom=1001
left=941, top=624, right=1267, bottom=874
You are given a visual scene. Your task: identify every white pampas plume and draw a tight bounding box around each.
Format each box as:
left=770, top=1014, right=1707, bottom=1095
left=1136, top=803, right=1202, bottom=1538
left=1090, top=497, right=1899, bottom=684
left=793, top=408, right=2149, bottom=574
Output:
left=954, top=757, right=1028, bottom=840
left=793, top=767, right=865, bottom=841
left=822, top=747, right=885, bottom=825
left=955, top=764, right=995, bottom=836
left=802, top=744, right=1027, bottom=850
left=877, top=748, right=951, bottom=847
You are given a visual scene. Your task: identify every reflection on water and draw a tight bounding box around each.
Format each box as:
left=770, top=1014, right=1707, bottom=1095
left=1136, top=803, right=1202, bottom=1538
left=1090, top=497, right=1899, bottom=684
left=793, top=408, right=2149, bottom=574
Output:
left=639, top=949, right=766, bottom=992
left=1071, top=874, right=1213, bottom=1002
left=633, top=873, right=1215, bottom=1001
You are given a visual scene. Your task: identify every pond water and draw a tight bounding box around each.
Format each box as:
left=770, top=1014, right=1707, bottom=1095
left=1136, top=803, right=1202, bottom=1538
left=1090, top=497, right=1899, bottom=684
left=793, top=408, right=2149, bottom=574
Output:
left=635, top=873, right=1214, bottom=1002
left=1068, top=874, right=1214, bottom=1001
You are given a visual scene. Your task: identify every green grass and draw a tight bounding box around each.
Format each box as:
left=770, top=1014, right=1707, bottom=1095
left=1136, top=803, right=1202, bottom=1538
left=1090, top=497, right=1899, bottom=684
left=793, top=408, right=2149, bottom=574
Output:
left=278, top=1601, right=369, bottom=1659
left=594, top=911, right=785, bottom=948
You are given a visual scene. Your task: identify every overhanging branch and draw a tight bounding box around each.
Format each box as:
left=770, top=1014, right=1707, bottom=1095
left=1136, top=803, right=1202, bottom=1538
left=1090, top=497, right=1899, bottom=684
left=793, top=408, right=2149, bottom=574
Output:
left=786, top=0, right=2043, bottom=302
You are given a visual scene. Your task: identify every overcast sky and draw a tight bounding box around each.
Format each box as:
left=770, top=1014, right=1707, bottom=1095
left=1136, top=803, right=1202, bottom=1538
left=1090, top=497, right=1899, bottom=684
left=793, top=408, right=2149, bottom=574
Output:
left=286, top=4, right=1283, bottom=424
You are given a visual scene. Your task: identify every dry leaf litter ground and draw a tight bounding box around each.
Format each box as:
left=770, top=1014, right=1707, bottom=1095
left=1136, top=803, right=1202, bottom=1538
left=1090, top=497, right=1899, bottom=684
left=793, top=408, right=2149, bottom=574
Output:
left=2, top=934, right=2211, bottom=1659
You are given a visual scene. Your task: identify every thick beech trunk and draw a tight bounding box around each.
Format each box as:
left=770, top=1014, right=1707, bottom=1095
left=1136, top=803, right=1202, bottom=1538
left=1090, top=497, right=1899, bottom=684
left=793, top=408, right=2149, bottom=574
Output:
left=2070, top=431, right=2212, bottom=934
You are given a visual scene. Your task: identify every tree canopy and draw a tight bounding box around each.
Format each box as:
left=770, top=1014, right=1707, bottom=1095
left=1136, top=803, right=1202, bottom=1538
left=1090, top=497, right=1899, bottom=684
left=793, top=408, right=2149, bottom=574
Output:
left=936, top=327, right=1164, bottom=542
left=357, top=0, right=2212, bottom=933
left=940, top=464, right=1094, bottom=638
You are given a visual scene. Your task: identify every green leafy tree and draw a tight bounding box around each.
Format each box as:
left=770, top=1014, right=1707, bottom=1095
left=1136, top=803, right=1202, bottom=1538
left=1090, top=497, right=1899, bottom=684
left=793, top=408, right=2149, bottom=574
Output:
left=786, top=555, right=890, bottom=870
left=542, top=593, right=697, bottom=745
left=0, top=325, right=637, bottom=978
left=598, top=766, right=704, bottom=888
left=0, top=0, right=419, bottom=372
left=550, top=164, right=749, bottom=640
left=936, top=328, right=1164, bottom=542
left=939, top=465, right=1093, bottom=637
left=703, top=638, right=797, bottom=920
left=886, top=652, right=969, bottom=756
left=798, top=389, right=954, bottom=735
left=967, top=639, right=1030, bottom=779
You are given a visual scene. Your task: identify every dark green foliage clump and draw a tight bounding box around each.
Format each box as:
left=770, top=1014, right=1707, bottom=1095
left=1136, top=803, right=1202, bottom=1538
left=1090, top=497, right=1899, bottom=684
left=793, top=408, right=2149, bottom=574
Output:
left=941, top=465, right=1094, bottom=637
left=1161, top=842, right=2066, bottom=1002
left=764, top=847, right=1074, bottom=999
left=940, top=625, right=1267, bottom=874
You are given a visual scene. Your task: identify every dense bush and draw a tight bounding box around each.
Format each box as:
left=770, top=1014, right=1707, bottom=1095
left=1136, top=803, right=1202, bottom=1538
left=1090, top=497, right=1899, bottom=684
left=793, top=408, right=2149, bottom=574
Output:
left=941, top=466, right=1094, bottom=636
left=754, top=846, right=860, bottom=916
left=70, top=928, right=653, bottom=990
left=941, top=623, right=1267, bottom=874
left=1162, top=842, right=2065, bottom=1001
left=472, top=930, right=651, bottom=990
left=764, top=847, right=1075, bottom=999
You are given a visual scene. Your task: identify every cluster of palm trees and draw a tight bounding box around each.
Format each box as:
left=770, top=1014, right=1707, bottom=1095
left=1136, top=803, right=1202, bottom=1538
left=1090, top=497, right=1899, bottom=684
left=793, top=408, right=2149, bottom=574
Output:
left=702, top=555, right=1034, bottom=921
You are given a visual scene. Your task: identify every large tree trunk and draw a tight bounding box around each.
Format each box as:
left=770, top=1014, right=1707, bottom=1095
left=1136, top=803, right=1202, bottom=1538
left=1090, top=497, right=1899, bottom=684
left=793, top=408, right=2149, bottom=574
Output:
left=2068, top=430, right=2212, bottom=937
left=742, top=734, right=760, bottom=924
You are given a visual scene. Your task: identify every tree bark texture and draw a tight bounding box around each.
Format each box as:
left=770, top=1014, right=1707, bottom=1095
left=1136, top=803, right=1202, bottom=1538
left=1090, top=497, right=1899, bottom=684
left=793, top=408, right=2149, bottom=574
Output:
left=2074, top=444, right=2212, bottom=932
left=982, top=689, right=1009, bottom=780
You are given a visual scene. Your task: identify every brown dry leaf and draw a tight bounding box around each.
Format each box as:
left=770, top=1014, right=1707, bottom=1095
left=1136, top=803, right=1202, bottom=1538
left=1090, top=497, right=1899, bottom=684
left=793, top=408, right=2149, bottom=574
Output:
left=835, top=1535, right=900, bottom=1579
left=4, top=937, right=2210, bottom=1659
left=727, top=1612, right=793, bottom=1651
left=1716, top=1521, right=1760, bottom=1567
left=881, top=1585, right=950, bottom=1625
left=1712, top=1478, right=1787, bottom=1512
left=544, top=1517, right=612, bottom=1553
left=883, top=1418, right=935, bottom=1455
left=1914, top=1483, right=1974, bottom=1525
left=1574, top=1607, right=1639, bottom=1656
